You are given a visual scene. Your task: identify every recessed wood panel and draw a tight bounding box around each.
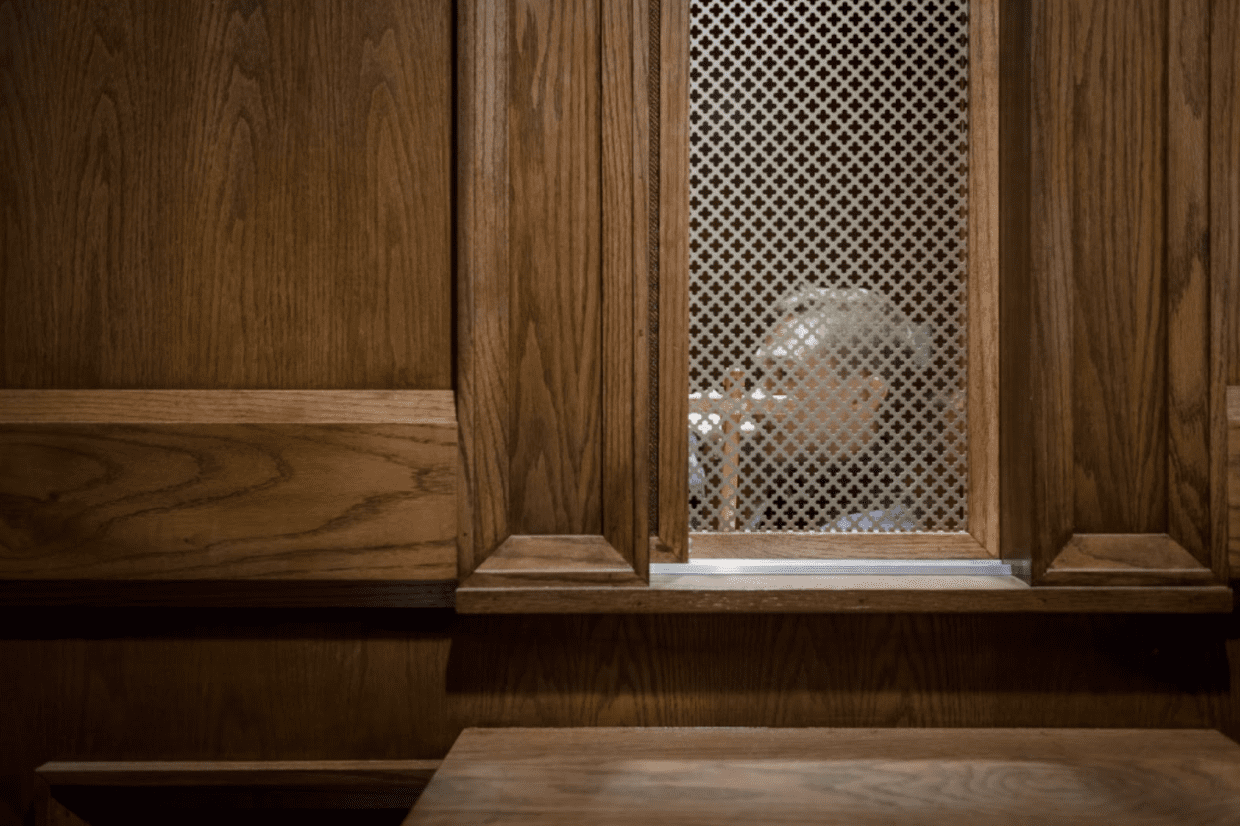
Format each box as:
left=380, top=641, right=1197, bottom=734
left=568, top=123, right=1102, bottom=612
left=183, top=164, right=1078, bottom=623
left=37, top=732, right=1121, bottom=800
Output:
left=0, top=0, right=450, bottom=390
left=507, top=0, right=602, bottom=535
left=0, top=390, right=456, bottom=581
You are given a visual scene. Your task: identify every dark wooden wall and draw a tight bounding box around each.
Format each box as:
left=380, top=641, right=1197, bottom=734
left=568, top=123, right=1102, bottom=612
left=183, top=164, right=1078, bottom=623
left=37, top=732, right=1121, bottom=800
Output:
left=3, top=1, right=1240, bottom=824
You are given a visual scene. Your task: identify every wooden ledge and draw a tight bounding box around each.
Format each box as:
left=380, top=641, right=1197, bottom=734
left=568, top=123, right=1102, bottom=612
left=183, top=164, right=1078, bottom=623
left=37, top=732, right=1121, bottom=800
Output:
left=37, top=759, right=441, bottom=787
left=407, top=727, right=1240, bottom=825
left=455, top=575, right=1233, bottom=613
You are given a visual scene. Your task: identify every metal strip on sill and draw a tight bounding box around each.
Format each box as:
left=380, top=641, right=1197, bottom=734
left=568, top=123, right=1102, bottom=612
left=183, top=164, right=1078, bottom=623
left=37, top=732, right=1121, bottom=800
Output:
left=650, top=559, right=1013, bottom=577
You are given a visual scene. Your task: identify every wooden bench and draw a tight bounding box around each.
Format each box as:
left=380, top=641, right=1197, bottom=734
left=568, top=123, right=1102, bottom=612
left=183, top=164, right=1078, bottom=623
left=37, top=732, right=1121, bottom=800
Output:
left=405, top=727, right=1240, bottom=825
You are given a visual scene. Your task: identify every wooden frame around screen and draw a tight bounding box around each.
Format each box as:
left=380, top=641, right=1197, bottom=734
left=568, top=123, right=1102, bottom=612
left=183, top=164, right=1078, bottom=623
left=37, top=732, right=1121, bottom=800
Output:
left=655, top=0, right=1000, bottom=562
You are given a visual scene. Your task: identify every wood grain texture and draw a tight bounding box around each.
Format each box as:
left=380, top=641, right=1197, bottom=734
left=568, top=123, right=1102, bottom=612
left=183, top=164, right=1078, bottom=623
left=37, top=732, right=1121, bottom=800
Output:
left=457, top=0, right=510, bottom=578
left=1220, top=0, right=1240, bottom=389
left=508, top=0, right=601, bottom=536
left=406, top=727, right=1240, bottom=826
left=0, top=0, right=450, bottom=390
left=968, top=0, right=1000, bottom=554
left=0, top=390, right=454, bottom=424
left=464, top=535, right=644, bottom=586
left=1215, top=5, right=1239, bottom=581
left=37, top=760, right=439, bottom=787
left=998, top=0, right=1032, bottom=574
left=687, top=532, right=992, bottom=560
left=656, top=0, right=689, bottom=562
left=5, top=607, right=1240, bottom=823
left=454, top=579, right=1232, bottom=614
left=1042, top=533, right=1214, bottom=586
left=0, top=580, right=456, bottom=607
left=601, top=0, right=651, bottom=572
left=1062, top=0, right=1167, bottom=535
left=1167, top=0, right=1214, bottom=568
left=1227, top=387, right=1240, bottom=576
left=0, top=391, right=457, bottom=580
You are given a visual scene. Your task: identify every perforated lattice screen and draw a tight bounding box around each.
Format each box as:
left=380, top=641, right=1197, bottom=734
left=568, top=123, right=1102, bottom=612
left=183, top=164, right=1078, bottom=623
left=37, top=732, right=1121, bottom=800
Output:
left=688, top=1, right=970, bottom=533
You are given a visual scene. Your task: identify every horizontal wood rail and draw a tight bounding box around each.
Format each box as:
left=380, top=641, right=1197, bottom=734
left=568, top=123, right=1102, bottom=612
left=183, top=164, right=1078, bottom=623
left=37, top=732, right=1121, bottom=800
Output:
left=36, top=759, right=440, bottom=823
left=0, top=390, right=458, bottom=602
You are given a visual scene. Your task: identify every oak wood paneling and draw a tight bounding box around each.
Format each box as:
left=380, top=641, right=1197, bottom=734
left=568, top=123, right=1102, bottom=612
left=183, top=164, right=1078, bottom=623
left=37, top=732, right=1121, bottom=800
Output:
left=406, top=727, right=1240, bottom=826
left=0, top=390, right=456, bottom=581
left=1219, top=0, right=1240, bottom=388
left=0, top=0, right=450, bottom=390
left=655, top=0, right=689, bottom=562
left=456, top=0, right=511, bottom=579
left=1026, top=0, right=1225, bottom=582
left=508, top=0, right=602, bottom=536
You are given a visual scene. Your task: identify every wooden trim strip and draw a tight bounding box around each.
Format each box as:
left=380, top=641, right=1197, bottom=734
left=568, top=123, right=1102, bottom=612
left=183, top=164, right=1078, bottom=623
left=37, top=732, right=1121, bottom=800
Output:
left=656, top=0, right=689, bottom=561
left=0, top=390, right=453, bottom=424
left=0, top=580, right=456, bottom=607
left=455, top=579, right=1232, bottom=613
left=967, top=0, right=1000, bottom=553
left=686, top=532, right=993, bottom=560
left=1167, top=0, right=1214, bottom=568
left=1041, top=533, right=1214, bottom=586
left=456, top=0, right=511, bottom=579
left=463, top=535, right=645, bottom=586
left=1215, top=8, right=1239, bottom=580
left=601, top=0, right=652, bottom=572
left=36, top=760, right=441, bottom=788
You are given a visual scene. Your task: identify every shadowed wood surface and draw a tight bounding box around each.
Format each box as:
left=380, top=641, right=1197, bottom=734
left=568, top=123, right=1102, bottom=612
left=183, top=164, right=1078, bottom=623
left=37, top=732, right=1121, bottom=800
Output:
left=37, top=760, right=439, bottom=788
left=1227, top=387, right=1240, bottom=574
left=405, top=727, right=1240, bottom=826
left=4, top=607, right=1240, bottom=823
left=0, top=0, right=450, bottom=390
left=0, top=391, right=456, bottom=580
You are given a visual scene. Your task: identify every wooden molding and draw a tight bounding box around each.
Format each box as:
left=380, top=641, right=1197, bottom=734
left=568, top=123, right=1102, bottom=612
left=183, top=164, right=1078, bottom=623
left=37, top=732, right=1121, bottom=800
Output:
left=454, top=578, right=1232, bottom=614
left=686, top=532, right=993, bottom=560
left=1042, top=533, right=1215, bottom=586
left=1024, top=0, right=1226, bottom=583
left=0, top=390, right=457, bottom=584
left=456, top=0, right=651, bottom=583
left=462, top=535, right=646, bottom=587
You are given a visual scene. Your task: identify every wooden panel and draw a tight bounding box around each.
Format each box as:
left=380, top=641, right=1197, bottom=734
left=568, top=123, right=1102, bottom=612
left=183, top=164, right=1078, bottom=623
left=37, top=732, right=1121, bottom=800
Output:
left=0, top=390, right=456, bottom=581
left=457, top=0, right=511, bottom=578
left=1028, top=0, right=1225, bottom=581
left=967, top=0, right=1000, bottom=553
left=1063, top=0, right=1166, bottom=535
left=508, top=0, right=602, bottom=536
left=407, top=727, right=1240, bottom=825
left=0, top=0, right=450, bottom=390
left=656, top=0, right=689, bottom=561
